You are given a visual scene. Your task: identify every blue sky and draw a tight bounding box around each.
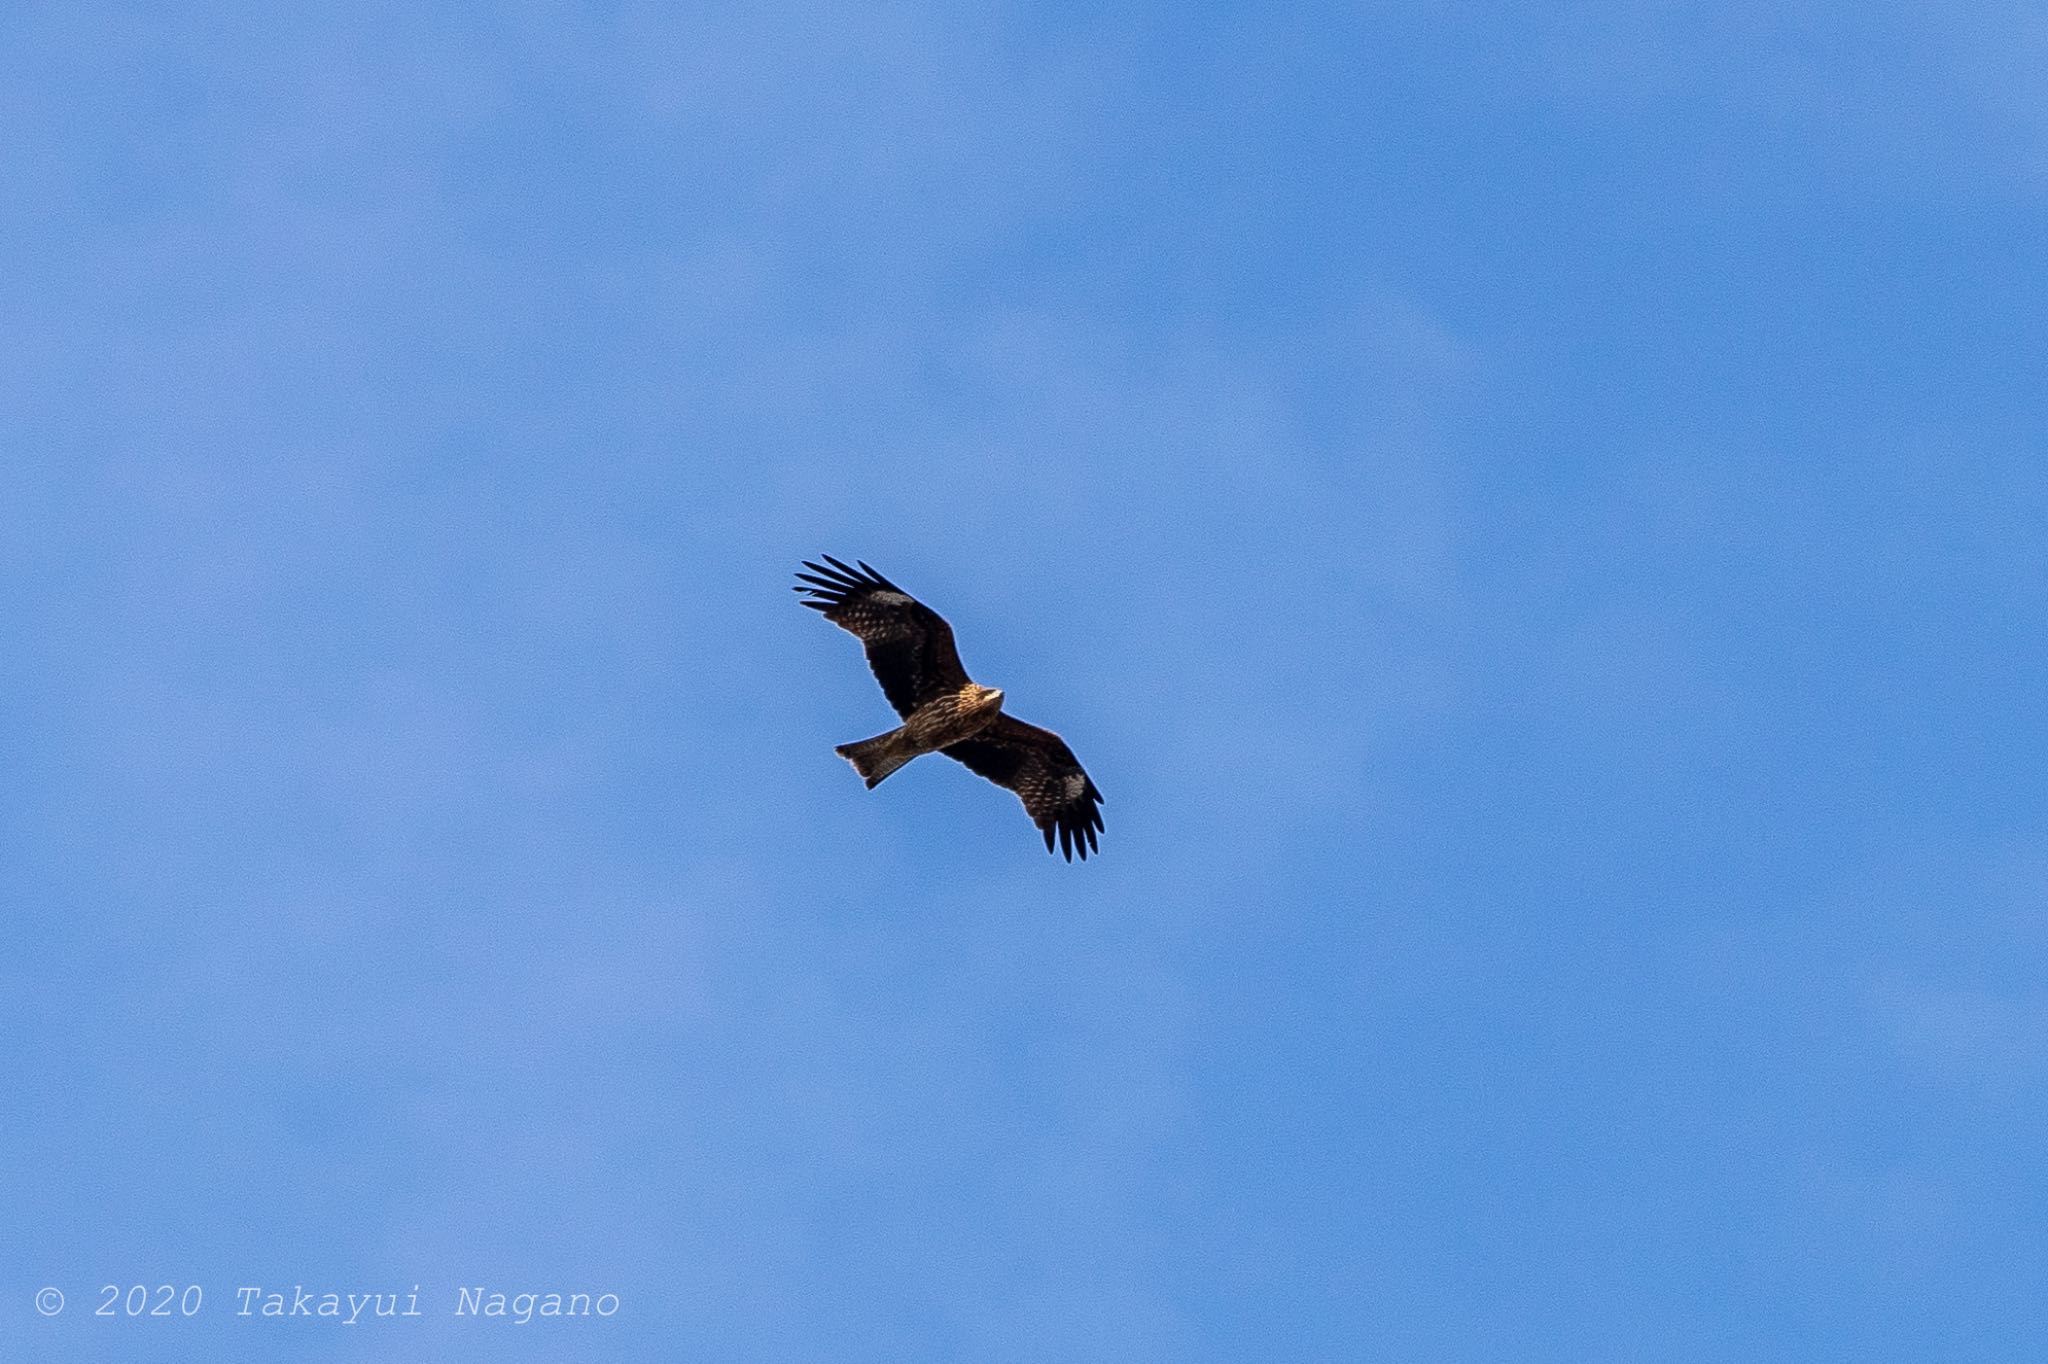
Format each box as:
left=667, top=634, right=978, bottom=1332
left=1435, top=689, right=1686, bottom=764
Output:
left=4, top=2, right=2044, bottom=1360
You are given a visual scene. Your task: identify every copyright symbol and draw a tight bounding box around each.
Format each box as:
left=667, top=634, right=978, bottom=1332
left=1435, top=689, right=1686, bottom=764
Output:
left=36, top=1286, right=64, bottom=1315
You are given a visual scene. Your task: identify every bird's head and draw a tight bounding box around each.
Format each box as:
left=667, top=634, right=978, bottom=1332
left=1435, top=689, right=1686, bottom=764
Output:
left=975, top=684, right=1006, bottom=713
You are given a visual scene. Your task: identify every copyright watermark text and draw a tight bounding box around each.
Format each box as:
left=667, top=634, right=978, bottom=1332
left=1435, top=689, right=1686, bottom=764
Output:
left=29, top=1282, right=620, bottom=1325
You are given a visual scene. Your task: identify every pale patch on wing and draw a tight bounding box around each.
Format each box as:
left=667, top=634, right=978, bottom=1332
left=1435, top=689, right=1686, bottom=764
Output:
left=1063, top=772, right=1087, bottom=802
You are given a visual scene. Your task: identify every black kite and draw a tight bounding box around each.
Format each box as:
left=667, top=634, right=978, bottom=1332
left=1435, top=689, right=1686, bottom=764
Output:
left=795, top=556, right=1105, bottom=861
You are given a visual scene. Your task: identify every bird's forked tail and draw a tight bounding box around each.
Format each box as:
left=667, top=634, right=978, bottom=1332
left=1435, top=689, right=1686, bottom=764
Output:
left=835, top=728, right=915, bottom=789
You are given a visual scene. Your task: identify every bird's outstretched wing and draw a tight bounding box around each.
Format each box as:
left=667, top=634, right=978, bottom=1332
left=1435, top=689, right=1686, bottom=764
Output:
left=943, top=715, right=1105, bottom=861
left=794, top=556, right=972, bottom=717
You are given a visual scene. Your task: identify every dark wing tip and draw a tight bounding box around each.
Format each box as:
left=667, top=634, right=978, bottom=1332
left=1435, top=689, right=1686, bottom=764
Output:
left=796, top=557, right=876, bottom=611
left=819, top=554, right=870, bottom=583
left=797, top=556, right=903, bottom=601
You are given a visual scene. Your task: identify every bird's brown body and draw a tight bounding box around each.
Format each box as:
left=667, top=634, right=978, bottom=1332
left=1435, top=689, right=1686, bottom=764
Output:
left=836, top=683, right=1006, bottom=788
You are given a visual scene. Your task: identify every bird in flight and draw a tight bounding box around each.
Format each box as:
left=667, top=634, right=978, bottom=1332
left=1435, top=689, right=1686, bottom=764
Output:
left=795, top=556, right=1105, bottom=861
